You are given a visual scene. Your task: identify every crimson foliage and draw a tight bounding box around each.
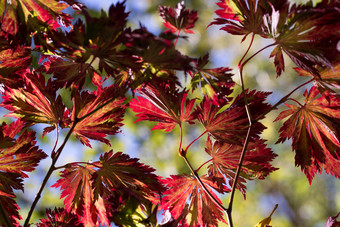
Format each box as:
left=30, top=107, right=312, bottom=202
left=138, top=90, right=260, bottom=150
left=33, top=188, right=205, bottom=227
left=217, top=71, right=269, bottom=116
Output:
left=0, top=0, right=339, bottom=226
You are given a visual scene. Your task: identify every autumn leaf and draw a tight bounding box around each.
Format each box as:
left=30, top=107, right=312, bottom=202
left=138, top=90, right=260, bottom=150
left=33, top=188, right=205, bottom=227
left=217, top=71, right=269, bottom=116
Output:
left=205, top=137, right=277, bottom=196
left=294, top=63, right=340, bottom=96
left=0, top=45, right=32, bottom=78
left=37, top=207, right=83, bottom=227
left=190, top=54, right=235, bottom=106
left=254, top=204, right=278, bottom=227
left=275, top=86, right=340, bottom=183
left=210, top=0, right=269, bottom=38
left=52, top=163, right=109, bottom=227
left=70, top=80, right=127, bottom=148
left=0, top=0, right=72, bottom=36
left=197, top=90, right=271, bottom=145
left=1, top=69, right=66, bottom=135
left=159, top=1, right=198, bottom=34
left=265, top=1, right=340, bottom=77
left=0, top=120, right=46, bottom=225
left=130, top=82, right=197, bottom=132
left=92, top=151, right=166, bottom=204
left=160, top=174, right=227, bottom=226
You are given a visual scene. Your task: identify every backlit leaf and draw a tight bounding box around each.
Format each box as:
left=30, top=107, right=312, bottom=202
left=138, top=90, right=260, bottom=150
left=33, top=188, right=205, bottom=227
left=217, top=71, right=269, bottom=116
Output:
left=161, top=174, right=227, bottom=226
left=52, top=163, right=109, bottom=227
left=1, top=69, right=66, bottom=134
left=130, top=82, right=197, bottom=132
left=70, top=80, right=127, bottom=148
left=326, top=211, right=340, bottom=227
left=159, top=1, right=198, bottom=34
left=275, top=86, right=340, bottom=183
left=197, top=90, right=271, bottom=145
left=92, top=151, right=165, bottom=204
left=0, top=120, right=46, bottom=225
left=205, top=137, right=277, bottom=196
left=37, top=207, right=83, bottom=227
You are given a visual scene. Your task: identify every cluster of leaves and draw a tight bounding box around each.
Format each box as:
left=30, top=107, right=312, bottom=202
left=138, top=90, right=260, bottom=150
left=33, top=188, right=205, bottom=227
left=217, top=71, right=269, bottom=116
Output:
left=0, top=0, right=339, bottom=226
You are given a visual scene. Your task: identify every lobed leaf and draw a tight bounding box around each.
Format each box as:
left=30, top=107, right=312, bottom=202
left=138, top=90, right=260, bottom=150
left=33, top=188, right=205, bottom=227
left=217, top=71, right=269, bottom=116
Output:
left=130, top=82, right=197, bottom=132
left=197, top=90, right=272, bottom=145
left=275, top=86, right=340, bottom=183
left=52, top=164, right=109, bottom=227
left=1, top=69, right=66, bottom=134
left=205, top=137, right=277, bottom=196
left=160, top=174, right=227, bottom=226
left=159, top=1, right=198, bottom=34
left=0, top=120, right=46, bottom=225
left=37, top=207, right=83, bottom=227
left=70, top=80, right=127, bottom=148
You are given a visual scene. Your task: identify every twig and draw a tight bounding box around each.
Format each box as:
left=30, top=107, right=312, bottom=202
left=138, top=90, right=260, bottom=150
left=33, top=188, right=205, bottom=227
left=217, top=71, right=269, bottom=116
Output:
left=182, top=154, right=228, bottom=215
left=23, top=122, right=77, bottom=227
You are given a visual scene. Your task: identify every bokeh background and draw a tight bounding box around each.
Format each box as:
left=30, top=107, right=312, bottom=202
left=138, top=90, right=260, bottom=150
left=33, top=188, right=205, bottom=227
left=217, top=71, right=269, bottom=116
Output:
left=6, top=0, right=339, bottom=226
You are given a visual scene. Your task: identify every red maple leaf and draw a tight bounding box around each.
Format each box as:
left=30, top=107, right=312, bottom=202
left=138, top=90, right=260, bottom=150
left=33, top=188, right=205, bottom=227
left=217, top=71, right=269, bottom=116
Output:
left=1, top=69, right=66, bottom=135
left=52, top=163, right=109, bottom=227
left=197, top=90, right=271, bottom=145
left=91, top=151, right=165, bottom=204
left=0, top=0, right=72, bottom=36
left=294, top=63, right=340, bottom=97
left=161, top=174, right=228, bottom=226
left=159, top=1, right=198, bottom=34
left=130, top=82, right=197, bottom=132
left=205, top=137, right=277, bottom=196
left=275, top=86, right=340, bottom=183
left=0, top=120, right=47, bottom=225
left=210, top=0, right=268, bottom=38
left=70, top=80, right=127, bottom=148
left=0, top=46, right=32, bottom=78
left=37, top=207, right=83, bottom=227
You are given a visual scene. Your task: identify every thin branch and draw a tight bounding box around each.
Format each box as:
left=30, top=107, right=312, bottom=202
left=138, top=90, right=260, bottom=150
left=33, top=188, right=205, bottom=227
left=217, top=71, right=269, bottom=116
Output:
left=182, top=154, right=228, bottom=214
left=239, top=42, right=277, bottom=69
left=238, top=33, right=255, bottom=68
left=23, top=122, right=77, bottom=227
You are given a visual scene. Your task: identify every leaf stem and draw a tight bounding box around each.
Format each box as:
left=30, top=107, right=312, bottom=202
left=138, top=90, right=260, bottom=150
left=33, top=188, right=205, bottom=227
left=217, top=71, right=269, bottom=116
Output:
left=195, top=158, right=213, bottom=173
left=184, top=129, right=207, bottom=153
left=179, top=125, right=183, bottom=156
left=256, top=78, right=313, bottom=121
left=182, top=154, right=228, bottom=214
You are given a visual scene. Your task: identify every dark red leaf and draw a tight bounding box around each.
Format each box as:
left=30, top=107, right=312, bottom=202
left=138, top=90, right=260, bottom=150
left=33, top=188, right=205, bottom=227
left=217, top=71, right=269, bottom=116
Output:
left=92, top=151, right=165, bottom=204
left=275, top=86, right=340, bottom=183
left=0, top=0, right=72, bottom=37
left=0, top=120, right=46, bottom=226
left=205, top=137, right=277, bottom=196
left=52, top=163, right=109, bottom=226
left=1, top=69, right=66, bottom=133
left=294, top=63, right=340, bottom=96
left=159, top=1, right=198, bottom=34
left=37, top=207, right=83, bottom=227
left=161, top=174, right=227, bottom=226
left=197, top=90, right=272, bottom=145
left=130, top=82, right=197, bottom=132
